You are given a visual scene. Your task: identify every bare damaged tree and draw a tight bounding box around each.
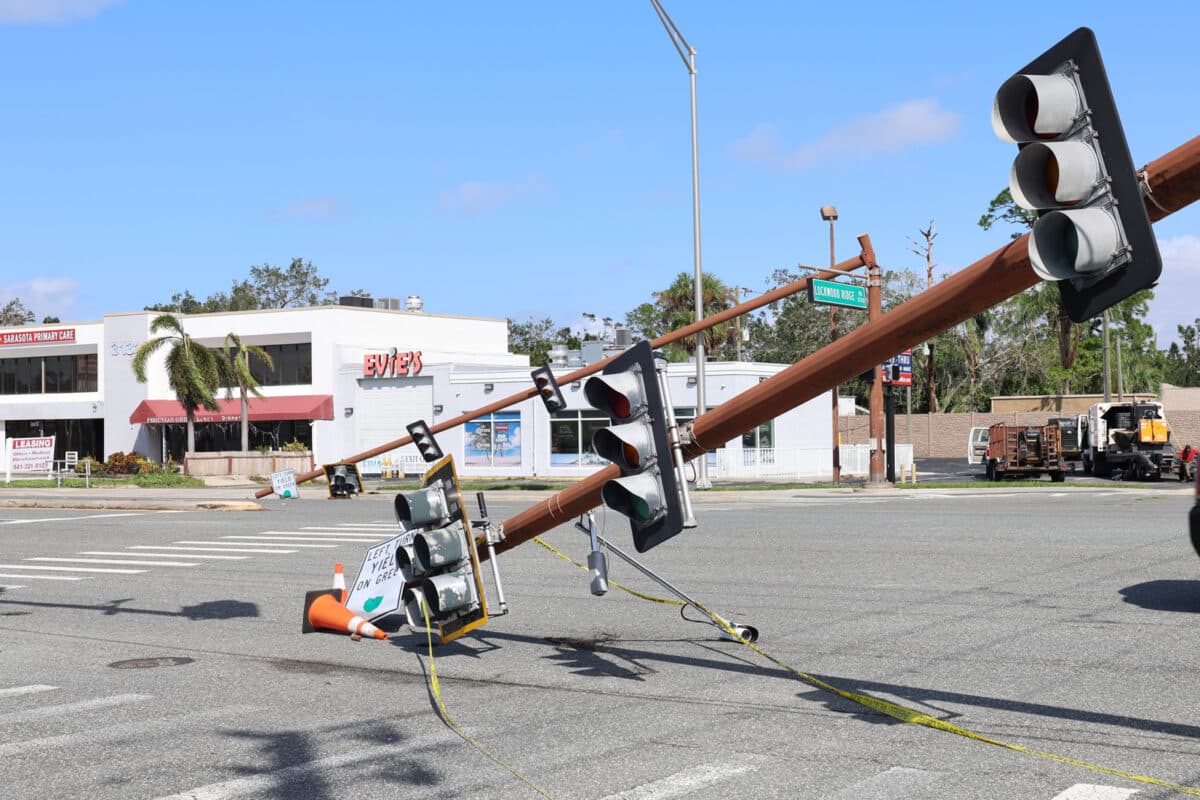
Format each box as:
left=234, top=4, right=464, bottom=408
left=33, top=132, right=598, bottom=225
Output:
left=908, top=220, right=938, bottom=412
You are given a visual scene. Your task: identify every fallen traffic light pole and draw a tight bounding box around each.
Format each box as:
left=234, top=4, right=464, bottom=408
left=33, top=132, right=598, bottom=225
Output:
left=490, top=134, right=1200, bottom=557
left=253, top=252, right=871, bottom=498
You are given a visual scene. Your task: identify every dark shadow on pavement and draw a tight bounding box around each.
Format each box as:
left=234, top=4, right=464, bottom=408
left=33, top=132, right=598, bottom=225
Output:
left=0, top=596, right=260, bottom=620
left=1119, top=580, right=1200, bottom=613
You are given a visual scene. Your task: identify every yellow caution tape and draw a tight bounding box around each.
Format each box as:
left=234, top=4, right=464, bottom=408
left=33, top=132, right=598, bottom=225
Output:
left=534, top=536, right=1200, bottom=797
left=421, top=600, right=555, bottom=799
left=532, top=536, right=685, bottom=605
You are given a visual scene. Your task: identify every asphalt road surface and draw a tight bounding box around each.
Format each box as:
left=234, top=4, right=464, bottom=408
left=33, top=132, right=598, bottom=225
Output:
left=1, top=486, right=1197, bottom=799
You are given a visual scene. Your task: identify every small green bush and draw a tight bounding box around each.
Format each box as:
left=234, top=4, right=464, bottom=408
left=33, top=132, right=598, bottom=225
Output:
left=281, top=439, right=309, bottom=452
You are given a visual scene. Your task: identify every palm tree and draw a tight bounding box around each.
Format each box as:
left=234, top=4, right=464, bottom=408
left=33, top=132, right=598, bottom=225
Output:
left=132, top=314, right=228, bottom=457
left=223, top=333, right=274, bottom=452
left=653, top=271, right=733, bottom=357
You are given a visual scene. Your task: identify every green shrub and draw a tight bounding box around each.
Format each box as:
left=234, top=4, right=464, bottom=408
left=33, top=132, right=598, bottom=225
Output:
left=281, top=438, right=309, bottom=452
left=74, top=456, right=102, bottom=475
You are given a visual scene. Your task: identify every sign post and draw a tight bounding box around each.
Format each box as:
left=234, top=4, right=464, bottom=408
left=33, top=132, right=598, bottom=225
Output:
left=270, top=467, right=299, bottom=500
left=5, top=436, right=56, bottom=483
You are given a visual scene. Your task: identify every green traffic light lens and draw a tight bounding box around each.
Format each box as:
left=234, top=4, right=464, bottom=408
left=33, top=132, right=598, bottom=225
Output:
left=631, top=496, right=651, bottom=521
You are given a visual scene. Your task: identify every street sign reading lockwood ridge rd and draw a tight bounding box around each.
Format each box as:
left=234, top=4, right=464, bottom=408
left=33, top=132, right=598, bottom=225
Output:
left=807, top=278, right=867, bottom=310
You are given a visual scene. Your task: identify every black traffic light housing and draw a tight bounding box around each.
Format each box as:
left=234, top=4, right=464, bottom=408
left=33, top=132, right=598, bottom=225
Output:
left=995, top=27, right=1160, bottom=322
left=585, top=340, right=684, bottom=552
left=531, top=365, right=568, bottom=413
left=406, top=419, right=444, bottom=463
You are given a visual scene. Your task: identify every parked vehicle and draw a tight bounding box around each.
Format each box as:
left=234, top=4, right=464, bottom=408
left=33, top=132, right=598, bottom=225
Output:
left=1050, top=416, right=1083, bottom=466
left=1080, top=400, right=1177, bottom=481
left=1190, top=454, right=1200, bottom=559
left=984, top=422, right=1066, bottom=482
left=967, top=426, right=990, bottom=466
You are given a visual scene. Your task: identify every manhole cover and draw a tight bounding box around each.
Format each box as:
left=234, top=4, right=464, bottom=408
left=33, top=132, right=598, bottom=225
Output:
left=108, top=657, right=195, bottom=669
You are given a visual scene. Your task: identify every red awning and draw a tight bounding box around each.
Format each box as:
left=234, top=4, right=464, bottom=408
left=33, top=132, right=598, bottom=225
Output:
left=129, top=395, right=334, bottom=425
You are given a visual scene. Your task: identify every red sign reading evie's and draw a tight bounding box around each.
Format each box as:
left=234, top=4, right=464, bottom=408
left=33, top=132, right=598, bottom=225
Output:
left=363, top=349, right=423, bottom=378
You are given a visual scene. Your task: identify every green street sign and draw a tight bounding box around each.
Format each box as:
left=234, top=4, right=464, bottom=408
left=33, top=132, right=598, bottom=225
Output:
left=807, top=278, right=867, bottom=310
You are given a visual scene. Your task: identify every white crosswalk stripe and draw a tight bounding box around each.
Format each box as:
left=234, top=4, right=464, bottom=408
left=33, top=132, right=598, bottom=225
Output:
left=26, top=557, right=201, bottom=567
left=0, top=693, right=152, bottom=725
left=0, top=572, right=83, bottom=581
left=221, top=534, right=382, bottom=543
left=170, top=542, right=310, bottom=552
left=125, top=547, right=255, bottom=557
left=1051, top=784, right=1139, bottom=799
left=81, top=550, right=250, bottom=560
left=0, top=684, right=57, bottom=698
left=0, top=563, right=145, bottom=574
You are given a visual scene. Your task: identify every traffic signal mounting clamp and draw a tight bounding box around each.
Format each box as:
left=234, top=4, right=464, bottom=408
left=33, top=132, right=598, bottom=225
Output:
left=992, top=27, right=1161, bottom=322
left=584, top=340, right=685, bottom=553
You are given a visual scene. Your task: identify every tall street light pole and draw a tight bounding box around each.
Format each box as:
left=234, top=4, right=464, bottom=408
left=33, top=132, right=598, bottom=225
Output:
left=650, top=0, right=710, bottom=489
left=821, top=206, right=840, bottom=484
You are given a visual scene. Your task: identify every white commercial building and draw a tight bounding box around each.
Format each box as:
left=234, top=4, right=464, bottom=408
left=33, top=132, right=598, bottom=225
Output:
left=0, top=302, right=847, bottom=481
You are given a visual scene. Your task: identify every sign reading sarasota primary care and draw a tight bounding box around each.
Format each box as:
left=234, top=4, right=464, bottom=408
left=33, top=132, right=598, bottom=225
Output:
left=0, top=328, right=76, bottom=346
left=363, top=349, right=423, bottom=378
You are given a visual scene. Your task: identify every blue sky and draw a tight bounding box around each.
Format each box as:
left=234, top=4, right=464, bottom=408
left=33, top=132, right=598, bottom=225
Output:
left=2, top=1, right=1198, bottom=345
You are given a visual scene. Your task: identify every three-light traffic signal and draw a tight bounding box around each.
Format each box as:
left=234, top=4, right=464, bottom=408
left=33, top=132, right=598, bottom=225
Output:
left=531, top=365, right=568, bottom=413
left=584, top=340, right=684, bottom=552
left=992, top=27, right=1160, bottom=322
left=393, top=455, right=488, bottom=643
left=406, top=419, right=444, bottom=463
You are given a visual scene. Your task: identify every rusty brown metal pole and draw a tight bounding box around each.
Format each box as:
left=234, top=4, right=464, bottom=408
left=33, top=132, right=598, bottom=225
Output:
left=492, top=135, right=1200, bottom=556
left=864, top=238, right=886, bottom=485
left=254, top=253, right=867, bottom=498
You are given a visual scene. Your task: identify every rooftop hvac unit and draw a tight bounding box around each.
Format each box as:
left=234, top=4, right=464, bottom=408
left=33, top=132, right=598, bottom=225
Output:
left=374, top=297, right=401, bottom=310
left=405, top=295, right=424, bottom=312
left=339, top=295, right=372, bottom=308
left=614, top=327, right=633, bottom=348
left=549, top=344, right=568, bottom=367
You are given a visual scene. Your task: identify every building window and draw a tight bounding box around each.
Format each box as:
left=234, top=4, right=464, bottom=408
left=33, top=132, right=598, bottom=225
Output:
left=0, top=354, right=98, bottom=395
left=742, top=420, right=774, bottom=449
left=465, top=412, right=521, bottom=467
left=239, top=342, right=312, bottom=387
left=550, top=409, right=610, bottom=467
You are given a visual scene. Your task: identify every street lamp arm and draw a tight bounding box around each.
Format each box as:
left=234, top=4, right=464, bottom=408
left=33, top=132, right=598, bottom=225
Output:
left=649, top=0, right=695, bottom=73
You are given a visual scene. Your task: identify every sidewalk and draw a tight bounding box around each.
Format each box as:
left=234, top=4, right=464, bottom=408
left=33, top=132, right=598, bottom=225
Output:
left=0, top=475, right=268, bottom=512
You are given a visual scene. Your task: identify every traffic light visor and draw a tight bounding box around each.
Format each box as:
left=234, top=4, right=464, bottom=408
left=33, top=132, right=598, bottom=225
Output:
left=992, top=72, right=1081, bottom=143
left=584, top=372, right=644, bottom=420
left=601, top=472, right=666, bottom=524
left=1029, top=208, right=1120, bottom=281
left=1011, top=142, right=1101, bottom=209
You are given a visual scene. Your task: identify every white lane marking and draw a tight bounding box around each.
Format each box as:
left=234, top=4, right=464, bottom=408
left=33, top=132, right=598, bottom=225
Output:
left=597, top=754, right=767, bottom=800
left=221, top=535, right=381, bottom=543
left=169, top=542, right=309, bottom=552
left=0, top=583, right=27, bottom=589
left=124, top=547, right=252, bottom=558
left=1051, top=785, right=1139, bottom=799
left=0, top=703, right=256, bottom=758
left=0, top=572, right=83, bottom=581
left=150, top=740, right=450, bottom=800
left=829, top=766, right=945, bottom=799
left=0, top=685, right=57, bottom=698
left=0, top=513, right=144, bottom=525
left=256, top=530, right=390, bottom=538
left=0, top=694, right=152, bottom=725
left=301, top=525, right=397, bottom=531
left=26, top=557, right=200, bottom=567
left=0, top=564, right=145, bottom=574
left=173, top=539, right=336, bottom=549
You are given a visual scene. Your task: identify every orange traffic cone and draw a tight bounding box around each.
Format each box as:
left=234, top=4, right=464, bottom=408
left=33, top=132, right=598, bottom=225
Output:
left=301, top=589, right=387, bottom=641
left=332, top=563, right=347, bottom=604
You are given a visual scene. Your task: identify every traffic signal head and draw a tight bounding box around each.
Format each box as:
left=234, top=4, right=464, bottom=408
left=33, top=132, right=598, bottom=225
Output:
left=531, top=365, right=568, bottom=413
left=406, top=419, right=444, bottom=463
left=584, top=340, right=684, bottom=552
left=394, top=459, right=489, bottom=643
left=324, top=463, right=362, bottom=499
left=992, top=27, right=1160, bottom=322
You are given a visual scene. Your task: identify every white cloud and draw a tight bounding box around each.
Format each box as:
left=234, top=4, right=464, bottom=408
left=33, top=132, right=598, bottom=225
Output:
left=265, top=196, right=350, bottom=222
left=1, top=277, right=80, bottom=321
left=1147, top=234, right=1200, bottom=345
left=0, top=0, right=122, bottom=24
left=437, top=173, right=548, bottom=216
left=729, top=98, right=961, bottom=172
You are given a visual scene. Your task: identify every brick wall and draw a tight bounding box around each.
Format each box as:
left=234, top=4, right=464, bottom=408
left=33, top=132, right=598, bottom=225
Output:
left=840, top=410, right=1200, bottom=458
